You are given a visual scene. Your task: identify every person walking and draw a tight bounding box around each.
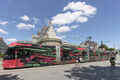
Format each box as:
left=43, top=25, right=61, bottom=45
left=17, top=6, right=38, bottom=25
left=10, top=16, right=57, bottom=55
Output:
left=79, top=56, right=82, bottom=64
left=75, top=56, right=82, bottom=67
left=76, top=56, right=80, bottom=66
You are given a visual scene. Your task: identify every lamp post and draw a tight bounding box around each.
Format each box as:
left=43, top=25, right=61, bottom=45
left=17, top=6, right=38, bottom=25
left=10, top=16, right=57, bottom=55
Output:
left=56, top=46, right=61, bottom=64
left=86, top=36, right=92, bottom=61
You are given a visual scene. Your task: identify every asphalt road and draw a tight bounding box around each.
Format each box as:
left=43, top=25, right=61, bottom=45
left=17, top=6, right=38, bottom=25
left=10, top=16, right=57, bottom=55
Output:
left=0, top=55, right=120, bottom=80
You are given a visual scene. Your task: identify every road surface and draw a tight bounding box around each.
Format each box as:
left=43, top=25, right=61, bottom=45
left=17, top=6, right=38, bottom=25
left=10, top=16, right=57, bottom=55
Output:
left=0, top=55, right=120, bottom=80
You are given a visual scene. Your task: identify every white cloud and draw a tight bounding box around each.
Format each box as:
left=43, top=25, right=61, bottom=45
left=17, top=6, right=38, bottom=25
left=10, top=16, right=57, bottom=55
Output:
left=0, top=28, right=8, bottom=34
left=7, top=38, right=17, bottom=42
left=20, top=15, right=30, bottom=21
left=52, top=11, right=83, bottom=25
left=55, top=26, right=71, bottom=33
left=16, top=23, right=35, bottom=29
left=63, top=1, right=97, bottom=16
left=52, top=1, right=96, bottom=25
left=56, top=35, right=66, bottom=39
left=56, top=25, right=79, bottom=33
left=0, top=21, right=8, bottom=26
left=71, top=25, right=79, bottom=29
left=77, top=16, right=88, bottom=23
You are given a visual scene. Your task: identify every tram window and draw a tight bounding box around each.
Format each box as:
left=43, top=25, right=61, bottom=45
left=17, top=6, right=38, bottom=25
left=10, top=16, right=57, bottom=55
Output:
left=4, top=48, right=15, bottom=60
left=24, top=50, right=31, bottom=59
left=82, top=51, right=87, bottom=57
left=17, top=50, right=32, bottom=59
left=62, top=51, right=71, bottom=60
left=63, top=51, right=68, bottom=57
left=17, top=50, right=24, bottom=59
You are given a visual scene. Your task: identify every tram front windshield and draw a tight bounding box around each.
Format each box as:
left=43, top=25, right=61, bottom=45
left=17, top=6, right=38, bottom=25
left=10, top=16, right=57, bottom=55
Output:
left=4, top=48, right=15, bottom=60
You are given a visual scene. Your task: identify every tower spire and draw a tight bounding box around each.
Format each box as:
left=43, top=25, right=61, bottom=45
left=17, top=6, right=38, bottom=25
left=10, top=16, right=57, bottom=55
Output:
left=49, top=20, right=52, bottom=26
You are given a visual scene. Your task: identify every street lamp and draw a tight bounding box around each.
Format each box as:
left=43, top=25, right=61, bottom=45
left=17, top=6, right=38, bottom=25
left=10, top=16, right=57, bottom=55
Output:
left=86, top=36, right=92, bottom=61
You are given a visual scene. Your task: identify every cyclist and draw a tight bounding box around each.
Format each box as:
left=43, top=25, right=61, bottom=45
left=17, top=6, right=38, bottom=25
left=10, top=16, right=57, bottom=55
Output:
left=110, top=57, right=116, bottom=70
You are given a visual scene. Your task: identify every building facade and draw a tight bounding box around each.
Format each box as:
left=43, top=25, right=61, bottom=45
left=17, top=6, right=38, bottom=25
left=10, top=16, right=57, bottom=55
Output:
left=80, top=40, right=98, bottom=49
left=18, top=21, right=99, bottom=49
left=32, top=21, right=62, bottom=46
left=0, top=38, right=8, bottom=53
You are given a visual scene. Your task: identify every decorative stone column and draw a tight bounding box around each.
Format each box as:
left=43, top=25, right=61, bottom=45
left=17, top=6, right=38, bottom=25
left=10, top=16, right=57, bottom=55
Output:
left=56, top=46, right=61, bottom=64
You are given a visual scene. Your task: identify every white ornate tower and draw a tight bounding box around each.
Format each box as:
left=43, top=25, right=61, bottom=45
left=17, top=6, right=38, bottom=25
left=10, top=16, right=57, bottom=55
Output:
left=32, top=20, right=62, bottom=46
left=46, top=21, right=57, bottom=38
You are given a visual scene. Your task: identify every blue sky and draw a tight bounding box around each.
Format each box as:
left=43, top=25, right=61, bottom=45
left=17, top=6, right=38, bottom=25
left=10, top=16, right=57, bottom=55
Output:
left=0, top=0, right=120, bottom=49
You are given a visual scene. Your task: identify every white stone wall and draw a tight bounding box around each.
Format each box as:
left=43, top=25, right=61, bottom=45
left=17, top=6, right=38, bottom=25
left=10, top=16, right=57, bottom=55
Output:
left=32, top=39, right=37, bottom=44
left=47, top=25, right=56, bottom=38
left=32, top=34, right=39, bottom=44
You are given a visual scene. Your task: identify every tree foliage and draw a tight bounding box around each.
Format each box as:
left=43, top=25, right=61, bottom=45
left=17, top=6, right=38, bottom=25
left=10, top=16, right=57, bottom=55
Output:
left=99, top=44, right=108, bottom=50
left=0, top=52, right=4, bottom=58
left=107, top=48, right=115, bottom=51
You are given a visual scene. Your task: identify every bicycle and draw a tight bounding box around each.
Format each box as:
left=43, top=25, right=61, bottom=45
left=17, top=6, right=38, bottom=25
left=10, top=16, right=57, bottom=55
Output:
left=110, top=57, right=116, bottom=77
left=110, top=64, right=115, bottom=72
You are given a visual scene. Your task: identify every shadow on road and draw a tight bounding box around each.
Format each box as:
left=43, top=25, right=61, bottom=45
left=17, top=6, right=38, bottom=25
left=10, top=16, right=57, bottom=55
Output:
left=64, top=66, right=120, bottom=80
left=0, top=74, right=23, bottom=80
left=116, top=63, right=120, bottom=65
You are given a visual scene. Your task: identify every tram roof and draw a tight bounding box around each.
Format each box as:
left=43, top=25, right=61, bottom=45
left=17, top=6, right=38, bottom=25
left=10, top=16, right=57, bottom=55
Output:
left=9, top=42, right=87, bottom=51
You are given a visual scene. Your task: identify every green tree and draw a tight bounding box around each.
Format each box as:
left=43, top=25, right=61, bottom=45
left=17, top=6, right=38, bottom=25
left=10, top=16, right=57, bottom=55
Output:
left=108, top=48, right=115, bottom=51
left=0, top=52, right=4, bottom=58
left=99, top=44, right=108, bottom=50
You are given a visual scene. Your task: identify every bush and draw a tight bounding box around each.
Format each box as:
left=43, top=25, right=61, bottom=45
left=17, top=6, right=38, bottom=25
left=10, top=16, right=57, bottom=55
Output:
left=0, top=52, right=4, bottom=58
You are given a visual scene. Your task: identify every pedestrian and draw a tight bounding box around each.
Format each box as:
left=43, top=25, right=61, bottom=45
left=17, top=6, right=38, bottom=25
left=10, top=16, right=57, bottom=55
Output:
left=75, top=56, right=82, bottom=67
left=82, top=51, right=86, bottom=60
left=110, top=57, right=116, bottom=71
left=79, top=56, right=82, bottom=63
left=75, top=56, right=80, bottom=66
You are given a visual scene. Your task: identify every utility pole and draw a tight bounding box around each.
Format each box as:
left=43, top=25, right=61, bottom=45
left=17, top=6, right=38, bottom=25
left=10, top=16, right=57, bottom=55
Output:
left=86, top=36, right=92, bottom=61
